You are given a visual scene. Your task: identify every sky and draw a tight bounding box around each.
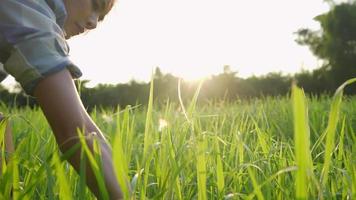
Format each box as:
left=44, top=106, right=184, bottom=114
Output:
left=2, top=0, right=334, bottom=88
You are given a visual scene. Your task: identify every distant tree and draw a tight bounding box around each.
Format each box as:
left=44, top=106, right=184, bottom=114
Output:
left=154, top=67, right=163, bottom=79
left=296, top=2, right=356, bottom=93
left=245, top=73, right=291, bottom=97
left=152, top=67, right=179, bottom=103
left=0, top=84, right=36, bottom=108
left=201, top=65, right=241, bottom=100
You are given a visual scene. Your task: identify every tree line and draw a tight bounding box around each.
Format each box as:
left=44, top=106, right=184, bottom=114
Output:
left=0, top=1, right=355, bottom=110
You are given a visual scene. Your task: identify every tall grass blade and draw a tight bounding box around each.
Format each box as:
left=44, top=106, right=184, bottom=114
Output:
left=141, top=72, right=155, bottom=199
left=292, top=84, right=313, bottom=200
left=177, top=78, right=204, bottom=124
left=177, top=79, right=190, bottom=123
left=196, top=133, right=207, bottom=200
left=178, top=79, right=207, bottom=199
left=0, top=118, right=7, bottom=176
left=12, top=157, right=20, bottom=200
left=78, top=147, right=87, bottom=200
left=52, top=152, right=73, bottom=200
left=77, top=130, right=109, bottom=200
left=321, top=78, right=356, bottom=187
left=215, top=135, right=225, bottom=195
left=143, top=72, right=154, bottom=157
left=247, top=167, right=264, bottom=200
left=113, top=122, right=130, bottom=199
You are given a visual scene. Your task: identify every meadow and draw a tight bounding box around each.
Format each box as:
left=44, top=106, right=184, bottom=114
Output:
left=0, top=79, right=355, bottom=199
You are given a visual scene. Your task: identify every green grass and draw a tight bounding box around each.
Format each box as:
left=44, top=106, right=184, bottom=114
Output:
left=0, top=79, right=355, bottom=199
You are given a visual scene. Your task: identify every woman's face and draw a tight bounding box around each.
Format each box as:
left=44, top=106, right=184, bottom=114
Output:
left=63, top=0, right=103, bottom=39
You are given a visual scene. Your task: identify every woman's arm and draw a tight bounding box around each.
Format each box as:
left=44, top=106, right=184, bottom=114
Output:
left=33, top=69, right=123, bottom=199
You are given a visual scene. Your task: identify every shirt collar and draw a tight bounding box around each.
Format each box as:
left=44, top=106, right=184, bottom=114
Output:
left=45, top=0, right=67, bottom=28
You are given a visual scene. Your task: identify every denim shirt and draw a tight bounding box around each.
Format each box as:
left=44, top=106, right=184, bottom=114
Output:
left=0, top=0, right=82, bottom=95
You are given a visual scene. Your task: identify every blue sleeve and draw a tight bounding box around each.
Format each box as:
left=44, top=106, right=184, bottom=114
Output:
left=0, top=0, right=82, bottom=95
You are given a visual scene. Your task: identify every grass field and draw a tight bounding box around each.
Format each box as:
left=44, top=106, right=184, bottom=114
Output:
left=0, top=79, right=355, bottom=199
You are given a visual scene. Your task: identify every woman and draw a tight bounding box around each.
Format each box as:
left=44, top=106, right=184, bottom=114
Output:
left=0, top=0, right=124, bottom=199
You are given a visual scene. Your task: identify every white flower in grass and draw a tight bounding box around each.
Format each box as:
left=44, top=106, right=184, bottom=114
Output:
left=158, top=118, right=168, bottom=132
left=102, top=114, right=113, bottom=123
left=225, top=193, right=238, bottom=199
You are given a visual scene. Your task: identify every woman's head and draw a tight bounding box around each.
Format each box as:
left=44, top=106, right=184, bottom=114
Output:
left=63, top=0, right=116, bottom=39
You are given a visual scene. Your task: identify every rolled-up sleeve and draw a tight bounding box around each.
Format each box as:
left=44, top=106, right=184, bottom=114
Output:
left=0, top=0, right=82, bottom=95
